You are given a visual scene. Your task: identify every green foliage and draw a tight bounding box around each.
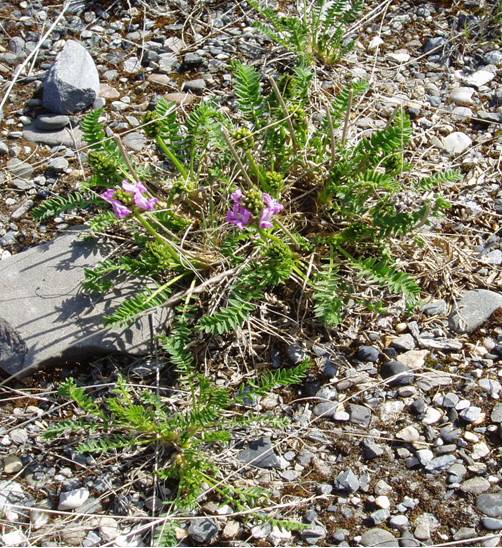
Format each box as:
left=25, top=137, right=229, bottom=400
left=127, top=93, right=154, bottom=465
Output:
left=197, top=293, right=259, bottom=335
left=250, top=0, right=364, bottom=66
left=232, top=61, right=263, bottom=121
left=313, top=264, right=344, bottom=326
left=32, top=192, right=98, bottom=221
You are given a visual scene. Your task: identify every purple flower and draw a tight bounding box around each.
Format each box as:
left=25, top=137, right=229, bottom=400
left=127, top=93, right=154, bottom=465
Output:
left=100, top=180, right=158, bottom=219
left=122, top=181, right=158, bottom=211
left=226, top=188, right=283, bottom=230
left=226, top=204, right=253, bottom=229
left=100, top=188, right=132, bottom=219
left=259, top=193, right=283, bottom=229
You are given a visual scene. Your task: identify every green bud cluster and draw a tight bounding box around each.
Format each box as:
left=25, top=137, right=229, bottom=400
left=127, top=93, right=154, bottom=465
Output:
left=143, top=111, right=162, bottom=138
left=232, top=127, right=255, bottom=150
left=88, top=150, right=122, bottom=184
left=244, top=187, right=264, bottom=216
left=264, top=170, right=284, bottom=197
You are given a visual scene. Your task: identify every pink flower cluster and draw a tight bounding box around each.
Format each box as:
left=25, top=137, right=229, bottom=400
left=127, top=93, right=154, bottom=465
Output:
left=226, top=189, right=283, bottom=230
left=101, top=181, right=158, bottom=219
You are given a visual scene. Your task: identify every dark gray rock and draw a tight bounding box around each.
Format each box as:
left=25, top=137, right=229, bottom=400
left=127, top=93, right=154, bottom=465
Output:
left=334, top=469, right=360, bottom=494
left=238, top=437, right=280, bottom=469
left=23, top=124, right=84, bottom=148
left=425, top=454, right=456, bottom=472
left=183, top=53, right=204, bottom=67
left=43, top=40, right=100, bottom=114
left=449, top=290, right=502, bottom=333
left=391, top=334, right=415, bottom=351
left=423, top=36, right=447, bottom=54
left=188, top=518, right=219, bottom=544
left=348, top=404, right=372, bottom=427
left=313, top=401, right=338, bottom=418
left=362, top=438, right=385, bottom=459
left=356, top=345, right=380, bottom=362
left=182, top=79, right=206, bottom=93
left=0, top=228, right=165, bottom=378
left=381, top=360, right=414, bottom=386
left=360, top=528, right=398, bottom=547
left=399, top=531, right=420, bottom=547
left=34, top=114, right=70, bottom=131
left=477, top=494, right=502, bottom=518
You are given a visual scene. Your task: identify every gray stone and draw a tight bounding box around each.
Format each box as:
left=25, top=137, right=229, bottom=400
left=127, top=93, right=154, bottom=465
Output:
left=182, top=79, right=206, bottom=93
left=399, top=531, right=420, bottom=547
left=459, top=406, right=482, bottom=423
left=465, top=69, right=495, bottom=88
left=158, top=53, right=177, bottom=73
left=238, top=437, right=280, bottom=469
left=356, top=345, right=380, bottom=362
left=300, top=525, right=326, bottom=545
left=348, top=404, right=372, bottom=427
left=48, top=157, right=69, bottom=172
left=442, top=132, right=472, bottom=155
left=23, top=124, right=84, bottom=149
left=449, top=87, right=476, bottom=106
left=371, top=509, right=390, bottom=525
left=0, top=228, right=166, bottom=378
left=122, top=132, right=147, bottom=152
left=58, top=488, right=89, bottom=510
left=449, top=290, right=502, bottom=333
left=482, top=518, right=502, bottom=530
left=11, top=178, right=35, bottom=191
left=313, top=401, right=338, bottom=418
left=34, top=114, right=70, bottom=131
left=477, top=494, right=502, bottom=518
left=381, top=360, right=414, bottom=386
left=6, top=158, right=34, bottom=179
left=188, top=518, right=219, bottom=544
left=484, top=50, right=502, bottom=65
left=183, top=53, right=204, bottom=67
left=425, top=454, right=456, bottom=472
left=334, top=469, right=360, bottom=494
left=491, top=404, right=502, bottom=424
left=389, top=515, right=408, bottom=531
left=43, top=40, right=100, bottom=114
left=360, top=528, right=398, bottom=547
left=0, top=141, right=9, bottom=155
left=453, top=527, right=477, bottom=541
left=362, top=439, right=385, bottom=459
left=391, top=334, right=415, bottom=351
left=461, top=477, right=491, bottom=494
left=420, top=300, right=447, bottom=316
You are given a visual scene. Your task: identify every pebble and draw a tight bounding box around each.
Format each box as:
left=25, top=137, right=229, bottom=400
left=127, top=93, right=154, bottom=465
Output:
left=465, top=69, right=495, bottom=88
left=442, top=132, right=472, bottom=155
left=461, top=477, right=491, bottom=494
left=422, top=407, right=442, bottom=425
left=348, top=404, right=372, bottom=427
left=389, top=515, right=409, bottom=530
left=491, top=404, right=502, bottom=424
left=48, top=157, right=69, bottom=172
left=188, top=518, right=219, bottom=544
left=182, top=79, right=206, bottom=92
left=477, top=494, right=502, bottom=518
left=222, top=521, right=240, bottom=539
left=391, top=334, right=415, bottom=351
left=396, top=426, right=420, bottom=442
left=356, top=346, right=380, bottom=362
left=3, top=454, right=23, bottom=474
left=334, top=469, right=360, bottom=493
left=6, top=158, right=34, bottom=179
left=9, top=428, right=28, bottom=444
left=460, top=406, right=482, bottom=423
left=387, top=51, right=410, bottom=63
left=482, top=518, right=502, bottom=531
left=58, top=487, right=90, bottom=510
left=360, top=527, right=398, bottom=547
left=1, top=531, right=28, bottom=546
left=449, top=86, right=476, bottom=106
left=300, top=524, right=327, bottom=545
left=238, top=437, right=280, bottom=469
left=421, top=300, right=447, bottom=316
left=381, top=360, right=414, bottom=386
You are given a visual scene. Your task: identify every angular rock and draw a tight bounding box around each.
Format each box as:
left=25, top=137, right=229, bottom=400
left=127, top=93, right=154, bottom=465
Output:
left=43, top=40, right=100, bottom=114
left=238, top=437, right=280, bottom=469
left=391, top=334, right=415, bottom=351
left=58, top=488, right=89, bottom=510
left=334, top=469, right=360, bottom=494
left=449, top=290, right=502, bottom=333
left=381, top=360, right=414, bottom=386
left=465, top=69, right=495, bottom=88
left=182, top=79, right=206, bottom=93
left=362, top=438, right=385, bottom=459
left=188, top=518, right=219, bottom=544
left=491, top=404, right=502, bottom=424
left=449, top=87, right=475, bottom=106
left=356, top=345, right=380, bottom=362
left=360, top=528, right=398, bottom=547
left=461, top=477, right=491, bottom=495
left=348, top=404, right=372, bottom=427
left=122, top=132, right=147, bottom=152
left=0, top=228, right=166, bottom=378
left=421, top=300, right=447, bottom=316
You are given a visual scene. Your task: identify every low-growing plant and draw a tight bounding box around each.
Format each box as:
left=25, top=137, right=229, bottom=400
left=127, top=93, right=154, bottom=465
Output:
left=34, top=61, right=460, bottom=338
left=249, top=0, right=365, bottom=66
left=46, top=299, right=310, bottom=513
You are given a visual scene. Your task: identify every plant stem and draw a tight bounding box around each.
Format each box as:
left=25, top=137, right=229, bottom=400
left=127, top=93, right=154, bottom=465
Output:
left=134, top=212, right=180, bottom=263
left=268, top=76, right=299, bottom=153
left=156, top=136, right=189, bottom=179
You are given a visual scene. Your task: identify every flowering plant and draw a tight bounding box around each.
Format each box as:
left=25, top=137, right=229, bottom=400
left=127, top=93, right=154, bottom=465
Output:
left=227, top=188, right=283, bottom=230
left=101, top=180, right=158, bottom=219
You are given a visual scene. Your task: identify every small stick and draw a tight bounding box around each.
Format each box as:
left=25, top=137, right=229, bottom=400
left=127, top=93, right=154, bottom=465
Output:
left=221, top=128, right=255, bottom=189
left=341, top=88, right=353, bottom=145
left=325, top=102, right=337, bottom=166
left=268, top=76, right=299, bottom=153
left=114, top=135, right=140, bottom=181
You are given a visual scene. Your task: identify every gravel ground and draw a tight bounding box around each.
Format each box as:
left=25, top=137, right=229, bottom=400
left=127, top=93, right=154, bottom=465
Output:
left=0, top=0, right=501, bottom=546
